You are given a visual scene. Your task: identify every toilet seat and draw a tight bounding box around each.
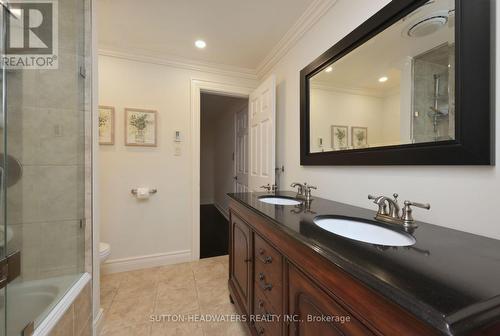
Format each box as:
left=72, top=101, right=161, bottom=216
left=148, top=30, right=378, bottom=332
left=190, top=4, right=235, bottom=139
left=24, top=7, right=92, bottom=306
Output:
left=99, top=242, right=111, bottom=263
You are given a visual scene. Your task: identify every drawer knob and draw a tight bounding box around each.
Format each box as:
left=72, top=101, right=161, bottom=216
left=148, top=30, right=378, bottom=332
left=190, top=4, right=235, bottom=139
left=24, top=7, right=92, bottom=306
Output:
left=258, top=272, right=273, bottom=291
left=258, top=299, right=265, bottom=308
left=258, top=327, right=265, bottom=335
left=257, top=255, right=272, bottom=264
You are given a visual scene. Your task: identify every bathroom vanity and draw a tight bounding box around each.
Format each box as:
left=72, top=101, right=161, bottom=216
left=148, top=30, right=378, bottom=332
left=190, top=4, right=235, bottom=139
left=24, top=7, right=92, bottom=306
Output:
left=227, top=192, right=500, bottom=335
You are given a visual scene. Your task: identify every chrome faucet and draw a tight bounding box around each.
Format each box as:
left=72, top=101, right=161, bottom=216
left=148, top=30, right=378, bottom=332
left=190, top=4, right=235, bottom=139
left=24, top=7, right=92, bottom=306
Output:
left=368, top=193, right=430, bottom=228
left=291, top=182, right=317, bottom=202
left=290, top=182, right=305, bottom=197
left=260, top=184, right=278, bottom=193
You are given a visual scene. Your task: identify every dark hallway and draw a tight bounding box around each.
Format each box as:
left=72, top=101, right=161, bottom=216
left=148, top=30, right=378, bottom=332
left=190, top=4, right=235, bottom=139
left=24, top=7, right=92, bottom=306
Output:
left=200, top=205, right=229, bottom=258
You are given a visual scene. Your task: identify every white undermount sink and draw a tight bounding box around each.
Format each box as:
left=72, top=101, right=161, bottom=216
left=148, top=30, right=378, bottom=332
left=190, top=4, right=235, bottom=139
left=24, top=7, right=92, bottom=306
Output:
left=313, top=216, right=416, bottom=247
left=258, top=196, right=302, bottom=205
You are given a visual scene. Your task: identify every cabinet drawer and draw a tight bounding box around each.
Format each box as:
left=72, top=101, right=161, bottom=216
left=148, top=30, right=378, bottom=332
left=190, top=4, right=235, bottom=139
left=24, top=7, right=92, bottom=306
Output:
left=253, top=289, right=282, bottom=336
left=289, top=265, right=375, bottom=336
left=254, top=234, right=282, bottom=271
left=254, top=319, right=281, bottom=336
left=255, top=257, right=282, bottom=313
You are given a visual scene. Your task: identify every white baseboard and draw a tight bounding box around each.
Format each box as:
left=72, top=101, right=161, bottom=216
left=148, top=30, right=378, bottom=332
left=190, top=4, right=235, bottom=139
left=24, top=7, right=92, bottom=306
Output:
left=93, top=308, right=104, bottom=336
left=101, top=250, right=192, bottom=274
left=214, top=202, right=229, bottom=220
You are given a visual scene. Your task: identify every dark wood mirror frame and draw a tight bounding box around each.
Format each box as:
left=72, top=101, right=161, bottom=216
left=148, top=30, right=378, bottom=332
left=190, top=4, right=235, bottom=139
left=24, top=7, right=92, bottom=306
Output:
left=300, top=0, right=494, bottom=165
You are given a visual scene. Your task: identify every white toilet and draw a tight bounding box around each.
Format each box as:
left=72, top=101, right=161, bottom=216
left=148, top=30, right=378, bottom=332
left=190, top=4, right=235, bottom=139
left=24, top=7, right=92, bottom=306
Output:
left=99, top=242, right=111, bottom=264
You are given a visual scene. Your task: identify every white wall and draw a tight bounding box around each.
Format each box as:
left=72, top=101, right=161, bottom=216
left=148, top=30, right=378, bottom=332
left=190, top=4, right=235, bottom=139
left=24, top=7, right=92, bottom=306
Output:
left=381, top=91, right=401, bottom=145
left=269, top=0, right=500, bottom=240
left=310, top=88, right=386, bottom=152
left=98, top=55, right=256, bottom=270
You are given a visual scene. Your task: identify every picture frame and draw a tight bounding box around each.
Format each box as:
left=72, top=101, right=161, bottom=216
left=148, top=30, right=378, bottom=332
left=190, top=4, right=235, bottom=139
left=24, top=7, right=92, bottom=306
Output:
left=331, top=125, right=348, bottom=150
left=98, top=106, right=115, bottom=145
left=351, top=126, right=368, bottom=149
left=125, top=108, right=158, bottom=147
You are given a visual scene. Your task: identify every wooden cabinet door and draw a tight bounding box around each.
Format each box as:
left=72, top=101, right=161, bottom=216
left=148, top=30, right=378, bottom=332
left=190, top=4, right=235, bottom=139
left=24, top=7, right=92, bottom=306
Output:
left=288, top=265, right=374, bottom=336
left=230, top=212, right=252, bottom=314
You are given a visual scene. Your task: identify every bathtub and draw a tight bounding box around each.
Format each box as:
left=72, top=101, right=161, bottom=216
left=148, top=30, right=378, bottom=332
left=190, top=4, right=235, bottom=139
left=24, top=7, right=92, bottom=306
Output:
left=0, top=273, right=89, bottom=336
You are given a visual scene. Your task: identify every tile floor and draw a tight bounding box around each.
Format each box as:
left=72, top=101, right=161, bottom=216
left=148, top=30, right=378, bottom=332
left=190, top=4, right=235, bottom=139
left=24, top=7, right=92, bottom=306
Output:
left=100, top=255, right=249, bottom=336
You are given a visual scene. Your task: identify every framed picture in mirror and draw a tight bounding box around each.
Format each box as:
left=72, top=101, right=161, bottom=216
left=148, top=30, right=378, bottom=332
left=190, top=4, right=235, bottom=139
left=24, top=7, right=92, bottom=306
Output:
left=351, top=127, right=368, bottom=149
left=331, top=125, right=348, bottom=150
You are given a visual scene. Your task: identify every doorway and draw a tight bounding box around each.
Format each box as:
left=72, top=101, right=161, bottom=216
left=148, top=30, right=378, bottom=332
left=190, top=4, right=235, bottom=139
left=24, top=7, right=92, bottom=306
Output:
left=200, top=93, right=248, bottom=258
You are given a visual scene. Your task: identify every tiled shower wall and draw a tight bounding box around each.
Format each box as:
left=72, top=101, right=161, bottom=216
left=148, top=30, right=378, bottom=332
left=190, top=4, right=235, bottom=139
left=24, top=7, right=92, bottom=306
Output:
left=5, top=0, right=91, bottom=281
left=412, top=44, right=455, bottom=143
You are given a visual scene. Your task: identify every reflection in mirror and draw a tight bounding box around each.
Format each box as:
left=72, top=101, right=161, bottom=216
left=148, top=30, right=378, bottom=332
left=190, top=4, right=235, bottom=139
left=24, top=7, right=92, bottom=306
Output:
left=309, top=0, right=455, bottom=153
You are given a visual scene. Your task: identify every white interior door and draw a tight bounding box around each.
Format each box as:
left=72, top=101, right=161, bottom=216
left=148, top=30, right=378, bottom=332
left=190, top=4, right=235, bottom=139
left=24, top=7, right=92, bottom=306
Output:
left=234, top=107, right=249, bottom=192
left=248, top=75, right=276, bottom=191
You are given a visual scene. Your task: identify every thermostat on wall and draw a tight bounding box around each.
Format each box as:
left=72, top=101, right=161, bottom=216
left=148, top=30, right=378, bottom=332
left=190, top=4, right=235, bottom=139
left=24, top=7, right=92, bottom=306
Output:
left=174, top=130, right=182, bottom=142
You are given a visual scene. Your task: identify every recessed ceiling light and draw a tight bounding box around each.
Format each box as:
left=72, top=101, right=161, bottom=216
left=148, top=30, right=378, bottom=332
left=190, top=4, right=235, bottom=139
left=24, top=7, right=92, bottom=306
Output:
left=325, top=66, right=333, bottom=73
left=195, top=40, right=206, bottom=49
left=378, top=76, right=388, bottom=83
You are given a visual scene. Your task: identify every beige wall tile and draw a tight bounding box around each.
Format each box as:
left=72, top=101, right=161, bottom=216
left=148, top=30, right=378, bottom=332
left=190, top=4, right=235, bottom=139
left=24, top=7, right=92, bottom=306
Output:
left=74, top=283, right=92, bottom=334
left=48, top=305, right=74, bottom=336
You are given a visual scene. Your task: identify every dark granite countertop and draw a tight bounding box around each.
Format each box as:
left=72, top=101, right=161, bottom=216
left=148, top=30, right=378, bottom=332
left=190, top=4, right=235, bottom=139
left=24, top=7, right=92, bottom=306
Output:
left=228, top=191, right=500, bottom=335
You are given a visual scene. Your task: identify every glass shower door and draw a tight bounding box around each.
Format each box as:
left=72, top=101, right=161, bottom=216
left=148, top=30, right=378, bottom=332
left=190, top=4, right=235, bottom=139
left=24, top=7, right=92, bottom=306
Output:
left=0, top=0, right=88, bottom=334
left=0, top=2, right=10, bottom=335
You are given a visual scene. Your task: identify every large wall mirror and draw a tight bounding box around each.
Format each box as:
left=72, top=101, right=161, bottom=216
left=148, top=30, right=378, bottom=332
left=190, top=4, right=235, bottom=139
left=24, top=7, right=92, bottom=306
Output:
left=300, top=0, right=493, bottom=165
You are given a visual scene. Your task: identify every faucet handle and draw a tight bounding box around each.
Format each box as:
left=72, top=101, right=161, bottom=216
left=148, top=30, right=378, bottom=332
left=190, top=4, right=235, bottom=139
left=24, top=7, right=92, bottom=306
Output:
left=260, top=184, right=271, bottom=192
left=402, top=200, right=431, bottom=228
left=304, top=184, right=317, bottom=201
left=404, top=200, right=431, bottom=210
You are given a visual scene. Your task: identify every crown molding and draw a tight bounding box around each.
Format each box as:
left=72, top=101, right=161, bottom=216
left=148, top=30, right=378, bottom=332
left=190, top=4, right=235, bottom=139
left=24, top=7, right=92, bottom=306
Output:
left=256, top=0, right=338, bottom=79
left=311, top=82, right=383, bottom=98
left=311, top=81, right=401, bottom=99
left=98, top=47, right=259, bottom=81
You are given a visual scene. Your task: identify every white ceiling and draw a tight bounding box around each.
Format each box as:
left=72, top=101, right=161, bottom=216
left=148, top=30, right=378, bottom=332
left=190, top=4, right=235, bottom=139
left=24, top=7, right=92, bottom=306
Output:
left=98, top=0, right=312, bottom=70
left=312, top=0, right=454, bottom=96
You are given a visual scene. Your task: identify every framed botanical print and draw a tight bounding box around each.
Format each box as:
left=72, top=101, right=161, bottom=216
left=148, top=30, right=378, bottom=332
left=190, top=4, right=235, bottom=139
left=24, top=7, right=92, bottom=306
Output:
left=351, top=126, right=368, bottom=149
left=331, top=125, right=348, bottom=150
left=125, top=108, right=158, bottom=147
left=99, top=106, right=115, bottom=145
